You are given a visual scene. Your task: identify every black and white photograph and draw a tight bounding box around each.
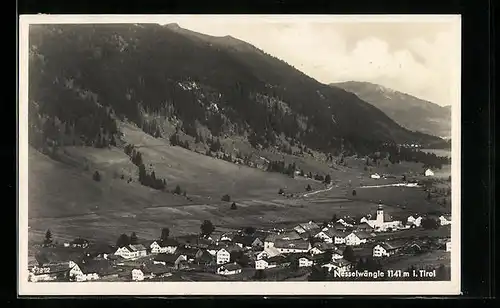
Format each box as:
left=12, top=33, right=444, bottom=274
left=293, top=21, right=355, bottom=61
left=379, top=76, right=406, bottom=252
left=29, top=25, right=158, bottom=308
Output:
left=18, top=15, right=461, bottom=295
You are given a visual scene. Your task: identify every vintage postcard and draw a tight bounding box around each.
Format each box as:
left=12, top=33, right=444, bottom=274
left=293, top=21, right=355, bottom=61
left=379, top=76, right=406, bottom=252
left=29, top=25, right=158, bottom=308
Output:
left=18, top=14, right=461, bottom=296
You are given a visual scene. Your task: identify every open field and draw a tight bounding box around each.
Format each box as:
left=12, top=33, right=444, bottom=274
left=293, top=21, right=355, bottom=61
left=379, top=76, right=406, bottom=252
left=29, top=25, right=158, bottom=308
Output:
left=384, top=250, right=451, bottom=271
left=27, top=122, right=453, bottom=249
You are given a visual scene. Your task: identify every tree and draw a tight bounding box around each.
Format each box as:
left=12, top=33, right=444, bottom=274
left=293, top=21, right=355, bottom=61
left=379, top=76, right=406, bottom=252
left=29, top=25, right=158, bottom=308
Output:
left=200, top=220, right=215, bottom=237
left=448, top=175, right=451, bottom=182
left=421, top=218, right=439, bottom=230
left=116, top=234, right=130, bottom=248
left=352, top=189, right=357, bottom=196
left=343, top=246, right=356, bottom=263
left=173, top=185, right=182, bottom=195
left=305, top=184, right=312, bottom=192
left=43, top=229, right=53, bottom=246
left=230, top=202, right=237, bottom=210
left=427, top=191, right=432, bottom=200
left=324, top=174, right=332, bottom=184
left=130, top=232, right=138, bottom=244
left=243, top=226, right=256, bottom=235
left=160, top=228, right=170, bottom=242
left=92, top=170, right=101, bottom=182
left=308, top=265, right=328, bottom=281
left=222, top=194, right=231, bottom=202
left=331, top=214, right=338, bottom=222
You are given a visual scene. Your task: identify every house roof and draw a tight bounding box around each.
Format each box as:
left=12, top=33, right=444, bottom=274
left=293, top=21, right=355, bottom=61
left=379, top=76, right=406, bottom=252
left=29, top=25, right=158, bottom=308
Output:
left=264, top=233, right=280, bottom=242
left=258, top=246, right=281, bottom=258
left=356, top=222, right=374, bottom=230
left=321, top=228, right=346, bottom=238
left=233, top=234, right=258, bottom=247
left=278, top=231, right=302, bottom=240
left=154, top=253, right=181, bottom=264
left=297, top=221, right=321, bottom=232
left=313, top=242, right=335, bottom=251
left=77, top=259, right=115, bottom=275
left=331, top=222, right=348, bottom=230
left=128, top=244, right=147, bottom=252
left=176, top=246, right=199, bottom=257
left=274, top=239, right=310, bottom=250
left=157, top=238, right=179, bottom=247
left=267, top=255, right=288, bottom=264
left=196, top=250, right=214, bottom=262
left=219, top=262, right=242, bottom=271
left=348, top=231, right=372, bottom=240
left=144, top=264, right=171, bottom=275
left=332, top=258, right=351, bottom=267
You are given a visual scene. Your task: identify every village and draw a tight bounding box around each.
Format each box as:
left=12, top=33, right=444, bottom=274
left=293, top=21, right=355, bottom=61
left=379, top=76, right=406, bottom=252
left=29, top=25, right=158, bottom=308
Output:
left=28, top=198, right=452, bottom=283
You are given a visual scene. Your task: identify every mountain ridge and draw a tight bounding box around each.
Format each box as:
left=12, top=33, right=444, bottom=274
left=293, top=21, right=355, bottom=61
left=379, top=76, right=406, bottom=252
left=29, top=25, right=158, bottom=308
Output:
left=28, top=23, right=443, bottom=163
left=331, top=81, right=451, bottom=139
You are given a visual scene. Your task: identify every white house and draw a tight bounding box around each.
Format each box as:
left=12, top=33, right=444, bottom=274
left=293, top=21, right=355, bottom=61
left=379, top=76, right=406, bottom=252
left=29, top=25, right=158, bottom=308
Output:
left=314, top=228, right=346, bottom=244
left=439, top=215, right=452, bottom=226
left=150, top=239, right=178, bottom=254
left=328, top=258, right=352, bottom=274
left=131, top=268, right=145, bottom=281
left=406, top=215, right=423, bottom=228
left=424, top=169, right=435, bottom=177
left=373, top=243, right=401, bottom=257
left=446, top=241, right=451, bottom=252
left=216, top=262, right=242, bottom=275
left=114, top=244, right=148, bottom=259
left=216, top=248, right=231, bottom=265
left=331, top=248, right=344, bottom=260
left=298, top=256, right=314, bottom=267
left=344, top=231, right=371, bottom=246
left=360, top=204, right=403, bottom=232
left=370, top=173, right=381, bottom=179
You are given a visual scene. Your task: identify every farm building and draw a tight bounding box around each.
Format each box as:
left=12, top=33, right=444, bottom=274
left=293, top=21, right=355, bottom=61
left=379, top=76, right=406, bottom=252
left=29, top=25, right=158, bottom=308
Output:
left=216, top=262, right=242, bottom=275
left=274, top=239, right=311, bottom=254
left=153, top=253, right=187, bottom=268
left=150, top=238, right=179, bottom=254
left=114, top=244, right=148, bottom=259
left=314, top=228, right=346, bottom=244
left=373, top=242, right=403, bottom=257
left=424, top=169, right=435, bottom=177
left=439, top=215, right=452, bottom=226
left=344, top=231, right=373, bottom=246
left=406, top=215, right=423, bottom=228
left=294, top=221, right=321, bottom=235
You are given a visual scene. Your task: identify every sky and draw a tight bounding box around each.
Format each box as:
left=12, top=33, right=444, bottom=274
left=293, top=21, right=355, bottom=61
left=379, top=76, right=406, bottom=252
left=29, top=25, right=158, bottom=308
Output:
left=158, top=16, right=461, bottom=107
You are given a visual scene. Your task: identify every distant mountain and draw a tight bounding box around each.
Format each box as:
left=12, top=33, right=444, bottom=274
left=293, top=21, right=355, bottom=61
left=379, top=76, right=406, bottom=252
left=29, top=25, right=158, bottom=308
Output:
left=28, top=24, right=442, bottom=159
left=331, top=81, right=451, bottom=139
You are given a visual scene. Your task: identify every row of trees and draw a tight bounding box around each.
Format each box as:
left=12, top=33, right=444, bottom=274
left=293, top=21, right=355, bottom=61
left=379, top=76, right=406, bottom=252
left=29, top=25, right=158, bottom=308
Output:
left=124, top=144, right=167, bottom=190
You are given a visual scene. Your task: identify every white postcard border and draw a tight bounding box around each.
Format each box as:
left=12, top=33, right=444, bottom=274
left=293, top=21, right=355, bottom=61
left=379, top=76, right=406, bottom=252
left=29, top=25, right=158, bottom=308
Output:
left=18, top=14, right=462, bottom=296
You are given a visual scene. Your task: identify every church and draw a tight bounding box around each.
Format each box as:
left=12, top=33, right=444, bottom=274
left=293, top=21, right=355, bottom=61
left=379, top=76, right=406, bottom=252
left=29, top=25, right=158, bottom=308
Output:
left=360, top=204, right=403, bottom=232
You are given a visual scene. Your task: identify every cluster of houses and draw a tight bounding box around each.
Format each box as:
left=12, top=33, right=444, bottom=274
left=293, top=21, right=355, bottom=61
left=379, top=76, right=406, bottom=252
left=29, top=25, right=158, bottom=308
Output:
left=28, top=203, right=452, bottom=282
